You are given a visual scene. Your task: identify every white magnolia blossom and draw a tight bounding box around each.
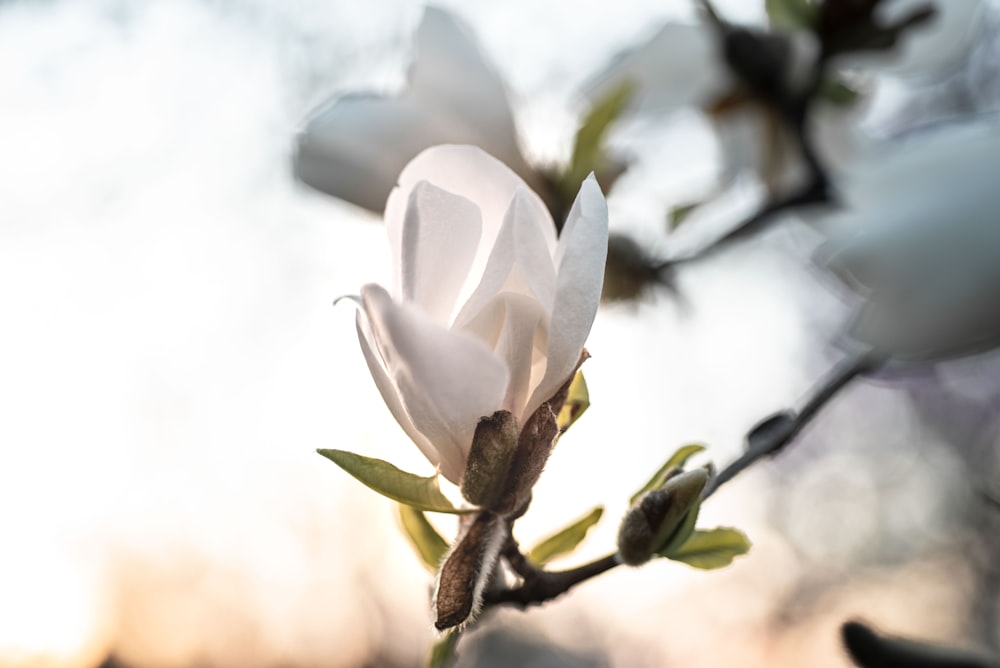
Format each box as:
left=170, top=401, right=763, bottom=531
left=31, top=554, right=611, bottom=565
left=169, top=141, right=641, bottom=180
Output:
left=583, top=2, right=986, bottom=201
left=294, top=7, right=536, bottom=213
left=821, top=121, right=1000, bottom=358
left=353, top=145, right=608, bottom=485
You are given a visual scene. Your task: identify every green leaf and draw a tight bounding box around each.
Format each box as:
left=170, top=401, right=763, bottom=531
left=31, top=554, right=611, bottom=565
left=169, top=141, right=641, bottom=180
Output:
left=819, top=77, right=861, bottom=107
left=667, top=201, right=701, bottom=231
left=528, top=506, right=604, bottom=566
left=663, top=527, right=752, bottom=569
left=765, top=0, right=817, bottom=31
left=397, top=504, right=449, bottom=571
left=561, top=81, right=634, bottom=198
left=317, top=449, right=473, bottom=514
left=427, top=630, right=461, bottom=668
left=557, top=371, right=590, bottom=433
left=630, top=444, right=706, bottom=505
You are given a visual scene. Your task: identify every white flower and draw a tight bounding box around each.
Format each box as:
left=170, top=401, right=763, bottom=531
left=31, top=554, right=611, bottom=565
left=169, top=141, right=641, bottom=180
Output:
left=583, top=21, right=831, bottom=201
left=294, top=7, right=538, bottom=214
left=353, top=145, right=608, bottom=485
left=821, top=121, right=1000, bottom=358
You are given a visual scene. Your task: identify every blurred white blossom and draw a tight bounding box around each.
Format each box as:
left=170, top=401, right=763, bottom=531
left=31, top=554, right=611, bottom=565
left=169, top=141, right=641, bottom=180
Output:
left=822, top=120, right=1000, bottom=358
left=294, top=7, right=538, bottom=214
left=352, top=145, right=608, bottom=484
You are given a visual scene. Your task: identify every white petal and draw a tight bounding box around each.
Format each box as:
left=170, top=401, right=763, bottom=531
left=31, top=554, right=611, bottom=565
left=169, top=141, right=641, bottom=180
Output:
left=460, top=292, right=547, bottom=420
left=408, top=7, right=531, bottom=177
left=295, top=94, right=457, bottom=213
left=823, top=123, right=1000, bottom=356
left=295, top=7, right=537, bottom=214
left=360, top=284, right=510, bottom=485
left=355, top=311, right=442, bottom=470
left=847, top=0, right=984, bottom=78
left=399, top=181, right=483, bottom=324
left=453, top=187, right=557, bottom=330
left=526, top=175, right=608, bottom=416
left=582, top=22, right=731, bottom=119
left=395, top=146, right=555, bottom=272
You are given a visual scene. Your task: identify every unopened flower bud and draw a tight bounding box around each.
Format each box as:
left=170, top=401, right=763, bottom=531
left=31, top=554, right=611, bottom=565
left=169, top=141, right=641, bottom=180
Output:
left=617, top=468, right=708, bottom=566
left=461, top=411, right=520, bottom=509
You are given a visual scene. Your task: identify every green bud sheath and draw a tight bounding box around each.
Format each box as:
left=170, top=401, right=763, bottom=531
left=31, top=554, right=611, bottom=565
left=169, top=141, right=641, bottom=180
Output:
left=617, top=468, right=708, bottom=566
left=461, top=411, right=520, bottom=509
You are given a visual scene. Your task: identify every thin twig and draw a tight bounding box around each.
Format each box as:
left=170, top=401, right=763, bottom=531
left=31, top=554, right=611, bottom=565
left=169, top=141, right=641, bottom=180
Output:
left=703, top=350, right=885, bottom=498
left=654, top=175, right=832, bottom=274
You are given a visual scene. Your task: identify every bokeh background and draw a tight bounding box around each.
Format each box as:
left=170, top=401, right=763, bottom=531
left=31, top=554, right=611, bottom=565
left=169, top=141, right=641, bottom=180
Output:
left=2, top=0, right=999, bottom=665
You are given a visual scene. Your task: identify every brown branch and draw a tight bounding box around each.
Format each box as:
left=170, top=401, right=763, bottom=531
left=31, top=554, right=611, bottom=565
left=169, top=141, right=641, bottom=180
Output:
left=483, top=551, right=621, bottom=610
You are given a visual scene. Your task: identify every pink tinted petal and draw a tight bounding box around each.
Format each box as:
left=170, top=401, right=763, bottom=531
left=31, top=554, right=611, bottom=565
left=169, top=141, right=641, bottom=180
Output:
left=460, top=292, right=546, bottom=420
left=396, top=146, right=555, bottom=284
left=360, top=284, right=510, bottom=485
left=355, top=311, right=441, bottom=469
left=453, top=187, right=557, bottom=330
left=399, top=181, right=483, bottom=324
left=526, top=175, right=608, bottom=416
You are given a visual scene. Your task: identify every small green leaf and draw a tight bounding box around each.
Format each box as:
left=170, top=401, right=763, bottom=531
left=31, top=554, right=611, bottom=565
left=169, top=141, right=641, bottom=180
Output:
left=663, top=527, right=752, bottom=569
left=819, top=77, right=861, bottom=107
left=561, top=81, right=634, bottom=198
left=557, top=371, right=590, bottom=434
left=528, top=506, right=604, bottom=566
left=317, top=449, right=473, bottom=514
left=765, top=0, right=817, bottom=31
left=427, top=630, right=461, bottom=668
left=630, top=444, right=706, bottom=505
left=397, top=504, right=449, bottom=571
left=668, top=201, right=701, bottom=231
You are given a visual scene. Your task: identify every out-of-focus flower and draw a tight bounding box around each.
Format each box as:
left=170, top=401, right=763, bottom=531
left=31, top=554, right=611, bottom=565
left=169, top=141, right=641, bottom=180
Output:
left=583, top=1, right=983, bottom=205
left=294, top=7, right=539, bottom=214
left=843, top=0, right=985, bottom=79
left=353, top=145, right=608, bottom=485
left=821, top=121, right=1000, bottom=359
left=583, top=20, right=837, bottom=202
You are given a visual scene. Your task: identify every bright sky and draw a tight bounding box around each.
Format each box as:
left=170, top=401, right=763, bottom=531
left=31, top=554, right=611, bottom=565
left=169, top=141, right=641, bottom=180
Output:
left=0, top=0, right=993, bottom=666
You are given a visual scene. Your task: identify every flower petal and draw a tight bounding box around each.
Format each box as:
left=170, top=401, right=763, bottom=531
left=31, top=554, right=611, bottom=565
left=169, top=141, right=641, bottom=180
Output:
left=526, top=175, right=608, bottom=416
left=295, top=94, right=452, bottom=213
left=460, top=292, right=547, bottom=420
left=582, top=22, right=730, bottom=119
left=453, top=187, right=557, bottom=331
left=409, top=8, right=531, bottom=178
left=360, top=283, right=510, bottom=484
left=294, top=7, right=535, bottom=214
left=355, top=311, right=442, bottom=470
left=391, top=146, right=555, bottom=298
left=398, top=181, right=483, bottom=324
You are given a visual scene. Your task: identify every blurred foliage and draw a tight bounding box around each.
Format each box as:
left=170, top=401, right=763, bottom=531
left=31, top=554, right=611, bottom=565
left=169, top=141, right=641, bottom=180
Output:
left=527, top=506, right=604, bottom=566
left=559, top=81, right=634, bottom=201
left=766, top=0, right=818, bottom=31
